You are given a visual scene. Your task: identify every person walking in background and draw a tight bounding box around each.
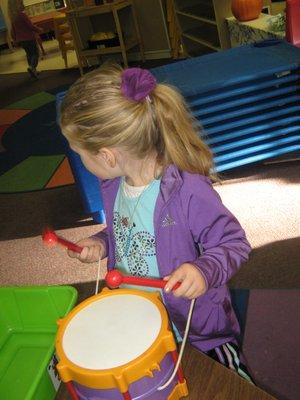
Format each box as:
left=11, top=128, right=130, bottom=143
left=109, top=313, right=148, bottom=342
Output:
left=8, top=0, right=42, bottom=78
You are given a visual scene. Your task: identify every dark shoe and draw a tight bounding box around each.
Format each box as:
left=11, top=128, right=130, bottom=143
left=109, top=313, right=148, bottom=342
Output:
left=27, top=67, right=38, bottom=79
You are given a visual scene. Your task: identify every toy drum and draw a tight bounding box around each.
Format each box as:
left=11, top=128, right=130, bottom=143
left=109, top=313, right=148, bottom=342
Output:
left=55, top=288, right=188, bottom=400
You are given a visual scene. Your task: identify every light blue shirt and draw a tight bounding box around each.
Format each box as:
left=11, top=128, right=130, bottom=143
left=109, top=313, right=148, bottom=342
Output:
left=113, top=178, right=182, bottom=342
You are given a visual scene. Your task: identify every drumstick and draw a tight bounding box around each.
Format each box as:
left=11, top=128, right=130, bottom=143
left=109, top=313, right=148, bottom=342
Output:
left=42, top=229, right=83, bottom=253
left=105, top=270, right=181, bottom=291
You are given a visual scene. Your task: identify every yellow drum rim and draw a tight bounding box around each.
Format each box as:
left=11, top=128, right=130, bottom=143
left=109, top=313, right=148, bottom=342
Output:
left=55, top=288, right=176, bottom=392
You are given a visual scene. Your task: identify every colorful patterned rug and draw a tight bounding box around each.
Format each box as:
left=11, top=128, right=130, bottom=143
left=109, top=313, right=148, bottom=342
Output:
left=0, top=89, right=75, bottom=193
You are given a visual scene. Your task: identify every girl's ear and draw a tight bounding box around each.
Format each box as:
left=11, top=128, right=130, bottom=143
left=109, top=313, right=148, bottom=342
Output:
left=98, top=148, right=117, bottom=168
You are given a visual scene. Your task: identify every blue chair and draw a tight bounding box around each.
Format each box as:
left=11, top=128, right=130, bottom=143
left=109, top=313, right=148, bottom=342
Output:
left=56, top=92, right=105, bottom=224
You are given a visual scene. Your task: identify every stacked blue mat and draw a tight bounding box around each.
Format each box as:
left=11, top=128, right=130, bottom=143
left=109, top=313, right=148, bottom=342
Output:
left=56, top=40, right=300, bottom=222
left=151, top=40, right=300, bottom=172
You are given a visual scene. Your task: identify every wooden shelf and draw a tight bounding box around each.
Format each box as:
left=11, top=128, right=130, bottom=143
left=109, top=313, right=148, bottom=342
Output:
left=66, top=0, right=144, bottom=74
left=177, top=11, right=217, bottom=26
left=80, top=37, right=138, bottom=56
left=178, top=16, right=221, bottom=51
left=67, top=1, right=131, bottom=17
left=182, top=32, right=220, bottom=51
left=176, top=3, right=216, bottom=25
left=179, top=34, right=216, bottom=57
left=174, top=0, right=232, bottom=56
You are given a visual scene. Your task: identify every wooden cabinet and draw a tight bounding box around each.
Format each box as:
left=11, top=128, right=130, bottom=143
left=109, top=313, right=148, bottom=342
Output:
left=133, top=0, right=170, bottom=59
left=65, top=0, right=144, bottom=74
left=174, top=0, right=232, bottom=56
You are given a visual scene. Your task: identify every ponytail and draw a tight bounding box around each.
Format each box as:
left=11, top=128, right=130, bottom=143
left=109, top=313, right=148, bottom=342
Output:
left=61, top=63, right=215, bottom=179
left=152, top=84, right=215, bottom=178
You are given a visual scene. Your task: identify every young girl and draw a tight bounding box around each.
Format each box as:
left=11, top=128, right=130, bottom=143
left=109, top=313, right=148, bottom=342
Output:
left=60, top=64, right=253, bottom=382
left=8, top=0, right=42, bottom=78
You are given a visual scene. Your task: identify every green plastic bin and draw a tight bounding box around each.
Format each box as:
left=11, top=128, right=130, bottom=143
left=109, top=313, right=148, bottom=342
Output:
left=0, top=286, right=78, bottom=400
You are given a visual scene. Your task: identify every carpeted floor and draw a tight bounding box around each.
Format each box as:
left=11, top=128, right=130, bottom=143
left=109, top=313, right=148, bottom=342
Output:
left=242, top=289, right=300, bottom=400
left=0, top=89, right=75, bottom=193
left=1, top=160, right=299, bottom=289
left=0, top=68, right=299, bottom=400
left=0, top=69, right=81, bottom=110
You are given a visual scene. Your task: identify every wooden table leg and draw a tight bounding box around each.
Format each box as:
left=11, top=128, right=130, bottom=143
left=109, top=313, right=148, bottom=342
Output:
left=36, top=34, right=46, bottom=56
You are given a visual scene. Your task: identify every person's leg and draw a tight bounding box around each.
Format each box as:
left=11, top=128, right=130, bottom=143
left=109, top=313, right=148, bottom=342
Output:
left=25, top=40, right=39, bottom=78
left=30, top=40, right=39, bottom=70
left=19, top=41, right=31, bottom=67
left=20, top=41, right=38, bottom=78
left=205, top=342, right=254, bottom=384
left=26, top=40, right=39, bottom=70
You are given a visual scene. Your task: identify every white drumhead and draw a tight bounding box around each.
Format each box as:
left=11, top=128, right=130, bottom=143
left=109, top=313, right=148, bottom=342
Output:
left=62, top=293, right=162, bottom=370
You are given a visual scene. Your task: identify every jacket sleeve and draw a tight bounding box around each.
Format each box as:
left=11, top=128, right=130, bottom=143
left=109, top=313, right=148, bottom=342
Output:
left=91, top=228, right=109, bottom=259
left=185, top=180, right=251, bottom=290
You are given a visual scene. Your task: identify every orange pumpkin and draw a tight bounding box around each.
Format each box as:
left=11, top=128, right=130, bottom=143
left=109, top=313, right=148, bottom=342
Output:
left=231, top=0, right=263, bottom=22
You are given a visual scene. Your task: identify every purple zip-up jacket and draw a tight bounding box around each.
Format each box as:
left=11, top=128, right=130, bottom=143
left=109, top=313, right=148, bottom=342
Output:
left=96, top=165, right=251, bottom=352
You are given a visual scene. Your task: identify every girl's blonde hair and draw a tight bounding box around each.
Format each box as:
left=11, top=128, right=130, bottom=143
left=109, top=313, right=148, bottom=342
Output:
left=8, top=0, right=25, bottom=22
left=60, top=63, right=214, bottom=177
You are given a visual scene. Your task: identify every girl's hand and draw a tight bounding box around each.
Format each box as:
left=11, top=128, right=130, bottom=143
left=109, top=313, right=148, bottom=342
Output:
left=163, top=263, right=207, bottom=299
left=68, top=237, right=105, bottom=263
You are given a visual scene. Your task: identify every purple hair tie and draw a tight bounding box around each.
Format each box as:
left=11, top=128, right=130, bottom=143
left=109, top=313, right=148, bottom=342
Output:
left=121, top=67, right=157, bottom=102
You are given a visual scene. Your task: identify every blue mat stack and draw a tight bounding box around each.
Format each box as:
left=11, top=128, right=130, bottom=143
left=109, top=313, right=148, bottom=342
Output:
left=151, top=40, right=300, bottom=172
left=56, top=40, right=300, bottom=221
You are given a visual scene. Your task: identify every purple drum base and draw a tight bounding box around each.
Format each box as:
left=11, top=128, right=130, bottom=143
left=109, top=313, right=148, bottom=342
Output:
left=73, top=352, right=177, bottom=400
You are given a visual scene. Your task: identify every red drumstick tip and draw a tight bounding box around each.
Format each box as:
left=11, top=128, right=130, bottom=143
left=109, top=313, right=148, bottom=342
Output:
left=42, top=229, right=58, bottom=248
left=105, top=270, right=123, bottom=288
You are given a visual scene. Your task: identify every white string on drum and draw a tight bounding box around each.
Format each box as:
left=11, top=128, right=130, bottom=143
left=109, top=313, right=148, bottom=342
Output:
left=95, top=256, right=102, bottom=295
left=157, top=298, right=196, bottom=391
